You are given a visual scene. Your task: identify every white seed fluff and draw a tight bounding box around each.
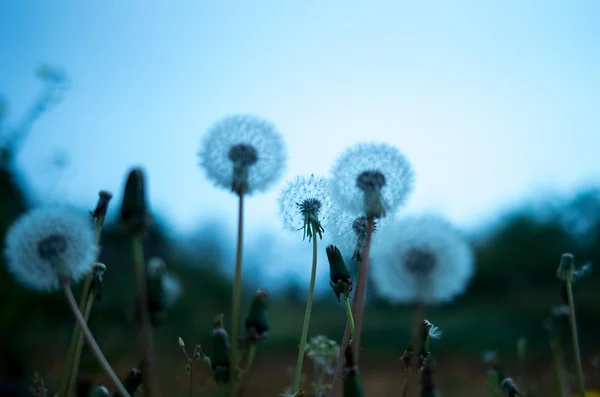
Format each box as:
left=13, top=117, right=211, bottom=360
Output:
left=4, top=206, right=98, bottom=292
left=198, top=114, right=287, bottom=194
left=328, top=206, right=389, bottom=259
left=370, top=215, right=474, bottom=305
left=278, top=174, right=332, bottom=233
left=329, top=142, right=414, bottom=216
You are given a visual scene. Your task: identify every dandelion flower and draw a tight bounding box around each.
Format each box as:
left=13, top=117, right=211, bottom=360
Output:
left=329, top=207, right=389, bottom=261
left=198, top=114, right=287, bottom=195
left=329, top=142, right=414, bottom=218
left=4, top=206, right=97, bottom=292
left=278, top=174, right=332, bottom=241
left=370, top=215, right=474, bottom=305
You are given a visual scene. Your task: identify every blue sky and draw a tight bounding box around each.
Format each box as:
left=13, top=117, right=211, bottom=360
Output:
left=1, top=1, right=599, bottom=283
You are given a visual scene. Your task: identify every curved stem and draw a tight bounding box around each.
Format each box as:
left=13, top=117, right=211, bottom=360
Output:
left=59, top=218, right=105, bottom=397
left=291, top=225, right=319, bottom=393
left=66, top=290, right=97, bottom=397
left=344, top=297, right=355, bottom=339
left=61, top=282, right=131, bottom=397
left=132, top=234, right=156, bottom=397
left=566, top=279, right=586, bottom=397
left=228, top=194, right=245, bottom=397
left=329, top=216, right=374, bottom=397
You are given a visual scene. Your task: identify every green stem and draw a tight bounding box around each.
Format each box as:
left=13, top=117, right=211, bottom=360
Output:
left=344, top=297, right=355, bottom=339
left=61, top=282, right=131, bottom=397
left=66, top=290, right=97, bottom=397
left=228, top=194, right=245, bottom=397
left=291, top=223, right=319, bottom=393
left=566, top=278, right=586, bottom=397
left=58, top=218, right=105, bottom=397
left=132, top=234, right=156, bottom=397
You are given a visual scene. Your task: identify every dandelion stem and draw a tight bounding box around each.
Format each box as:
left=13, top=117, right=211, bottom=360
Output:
left=60, top=282, right=131, bottom=397
left=59, top=216, right=105, bottom=397
left=408, top=302, right=425, bottom=397
left=228, top=194, right=245, bottom=397
left=66, top=290, right=97, bottom=397
left=189, top=363, right=195, bottom=397
left=132, top=234, right=156, bottom=397
left=246, top=344, right=257, bottom=372
left=329, top=216, right=374, bottom=397
left=344, top=297, right=355, bottom=339
left=565, top=278, right=586, bottom=397
left=550, top=333, right=570, bottom=397
left=291, top=222, right=319, bottom=393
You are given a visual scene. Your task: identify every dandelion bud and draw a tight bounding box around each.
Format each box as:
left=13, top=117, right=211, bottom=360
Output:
left=119, top=167, right=151, bottom=234
left=211, top=314, right=231, bottom=384
left=500, top=377, right=524, bottom=396
left=178, top=337, right=185, bottom=349
left=326, top=245, right=353, bottom=301
left=557, top=253, right=575, bottom=280
left=243, top=289, right=270, bottom=343
left=90, top=190, right=113, bottom=222
left=111, top=368, right=142, bottom=397
left=90, top=385, right=109, bottom=397
left=90, top=262, right=107, bottom=300
left=343, top=345, right=364, bottom=397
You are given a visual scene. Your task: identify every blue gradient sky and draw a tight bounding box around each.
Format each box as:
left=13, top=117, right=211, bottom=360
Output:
left=1, top=1, right=599, bottom=282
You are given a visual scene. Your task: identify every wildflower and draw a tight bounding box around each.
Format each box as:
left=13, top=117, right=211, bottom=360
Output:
left=244, top=288, right=270, bottom=343
left=329, top=208, right=387, bottom=261
left=370, top=215, right=474, bottom=305
left=4, top=206, right=98, bottom=292
left=198, top=114, right=286, bottom=196
left=278, top=174, right=332, bottom=241
left=329, top=142, right=414, bottom=218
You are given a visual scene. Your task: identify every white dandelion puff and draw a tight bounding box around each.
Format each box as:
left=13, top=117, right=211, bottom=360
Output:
left=278, top=174, right=332, bottom=241
left=329, top=142, right=414, bottom=218
left=198, top=114, right=287, bottom=195
left=329, top=207, right=390, bottom=261
left=370, top=215, right=474, bottom=305
left=4, top=206, right=98, bottom=292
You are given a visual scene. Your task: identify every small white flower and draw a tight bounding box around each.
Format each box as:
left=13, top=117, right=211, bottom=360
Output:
left=329, top=142, right=414, bottom=218
left=329, top=207, right=389, bottom=260
left=370, top=215, right=474, bottom=305
left=4, top=206, right=97, bottom=292
left=198, top=114, right=287, bottom=195
left=278, top=174, right=332, bottom=241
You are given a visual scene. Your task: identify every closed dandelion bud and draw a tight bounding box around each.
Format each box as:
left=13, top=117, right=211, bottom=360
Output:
left=343, top=345, right=364, bottom=397
left=119, top=167, right=151, bottom=234
left=244, top=288, right=270, bottom=343
left=89, top=385, right=109, bottom=397
left=557, top=253, right=575, bottom=281
left=211, top=314, right=231, bottom=384
left=326, top=245, right=353, bottom=301
left=111, top=368, right=142, bottom=397
left=500, top=377, right=524, bottom=396
left=90, top=190, right=113, bottom=222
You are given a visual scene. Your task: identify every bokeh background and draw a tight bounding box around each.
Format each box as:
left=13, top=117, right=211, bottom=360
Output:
left=1, top=1, right=599, bottom=396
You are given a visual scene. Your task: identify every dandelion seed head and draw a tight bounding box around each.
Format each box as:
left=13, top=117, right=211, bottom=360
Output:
left=329, top=207, right=388, bottom=260
left=278, top=175, right=332, bottom=236
left=329, top=142, right=414, bottom=217
left=198, top=114, right=286, bottom=195
left=4, top=206, right=97, bottom=292
left=370, top=215, right=474, bottom=305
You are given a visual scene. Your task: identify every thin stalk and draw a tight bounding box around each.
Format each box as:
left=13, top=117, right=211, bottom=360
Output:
left=291, top=223, right=319, bottom=393
left=344, top=297, right=355, bottom=339
left=246, top=344, right=257, bottom=372
left=59, top=218, right=105, bottom=397
left=228, top=194, right=245, bottom=397
left=565, top=279, right=586, bottom=397
left=550, top=334, right=570, bottom=397
left=408, top=302, right=425, bottom=397
left=61, top=282, right=131, bottom=397
left=189, top=364, right=194, bottom=397
left=132, top=234, right=156, bottom=397
left=328, top=216, right=374, bottom=397
left=66, top=290, right=97, bottom=397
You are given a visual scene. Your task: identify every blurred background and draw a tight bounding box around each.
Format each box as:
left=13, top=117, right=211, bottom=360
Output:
left=1, top=1, right=599, bottom=396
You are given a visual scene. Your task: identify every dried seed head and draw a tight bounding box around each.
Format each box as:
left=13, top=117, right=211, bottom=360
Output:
left=404, top=248, right=438, bottom=277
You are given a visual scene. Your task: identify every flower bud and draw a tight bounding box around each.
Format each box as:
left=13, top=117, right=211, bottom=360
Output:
left=244, top=288, right=270, bottom=343
left=178, top=337, right=185, bottom=349
left=326, top=245, right=353, bottom=301
left=119, top=168, right=152, bottom=234
left=211, top=314, right=231, bottom=384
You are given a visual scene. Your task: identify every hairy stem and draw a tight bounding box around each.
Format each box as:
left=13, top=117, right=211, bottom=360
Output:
left=291, top=223, right=319, bottom=393
left=59, top=217, right=105, bottom=397
left=566, top=279, right=586, bottom=397
left=344, top=297, right=355, bottom=339
left=228, top=194, right=245, bottom=397
left=61, top=282, right=131, bottom=397
left=329, top=216, right=374, bottom=397
left=132, top=234, right=156, bottom=397
left=66, top=290, right=97, bottom=397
